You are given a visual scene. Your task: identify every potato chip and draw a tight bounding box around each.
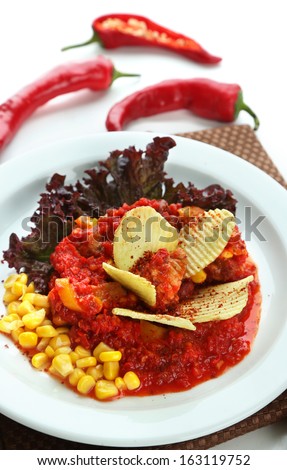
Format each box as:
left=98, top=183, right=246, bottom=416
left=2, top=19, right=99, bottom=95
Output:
left=113, top=206, right=179, bottom=271
left=113, top=275, right=253, bottom=330
left=113, top=308, right=196, bottom=331
left=179, top=208, right=236, bottom=277
left=180, top=275, right=254, bottom=323
left=102, top=262, right=156, bottom=306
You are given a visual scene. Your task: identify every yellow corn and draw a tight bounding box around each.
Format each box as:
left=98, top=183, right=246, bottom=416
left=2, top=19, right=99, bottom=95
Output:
left=3, top=290, right=19, bottom=304
left=52, top=354, right=74, bottom=377
left=55, top=327, right=70, bottom=334
left=18, top=273, right=28, bottom=284
left=22, top=308, right=46, bottom=330
left=7, top=301, right=21, bottom=315
left=32, top=352, right=49, bottom=369
left=99, top=350, right=122, bottom=363
left=54, top=346, right=72, bottom=356
left=11, top=281, right=27, bottom=298
left=95, top=380, right=119, bottom=400
left=49, top=334, right=71, bottom=350
left=93, top=342, right=112, bottom=361
left=86, top=364, right=104, bottom=381
left=45, top=345, right=55, bottom=358
left=76, top=356, right=97, bottom=369
left=77, top=375, right=96, bottom=395
left=103, top=361, right=120, bottom=381
left=26, top=282, right=35, bottom=293
left=74, top=345, right=91, bottom=358
left=23, top=293, right=49, bottom=309
left=190, top=270, right=207, bottom=284
left=0, top=314, right=24, bottom=333
left=37, top=337, right=50, bottom=351
left=123, top=371, right=141, bottom=390
left=69, top=351, right=80, bottom=364
left=17, top=300, right=35, bottom=316
left=18, top=331, right=38, bottom=348
left=36, top=325, right=58, bottom=338
left=68, top=368, right=85, bottom=386
left=11, top=327, right=24, bottom=343
left=220, top=249, right=233, bottom=259
left=3, top=274, right=18, bottom=289
left=115, top=377, right=127, bottom=392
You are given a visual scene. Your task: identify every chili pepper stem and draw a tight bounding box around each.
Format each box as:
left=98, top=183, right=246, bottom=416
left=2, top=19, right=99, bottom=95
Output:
left=61, top=31, right=101, bottom=51
left=112, top=69, right=140, bottom=83
left=235, top=91, right=260, bottom=131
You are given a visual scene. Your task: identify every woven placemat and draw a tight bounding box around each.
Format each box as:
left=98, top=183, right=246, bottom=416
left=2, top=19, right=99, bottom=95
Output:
left=1, top=124, right=286, bottom=450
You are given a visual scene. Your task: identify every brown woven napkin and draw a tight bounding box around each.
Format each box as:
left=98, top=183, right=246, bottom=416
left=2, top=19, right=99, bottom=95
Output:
left=0, top=124, right=286, bottom=450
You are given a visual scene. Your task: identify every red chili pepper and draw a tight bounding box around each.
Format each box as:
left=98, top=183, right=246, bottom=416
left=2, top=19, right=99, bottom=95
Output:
left=105, top=78, right=260, bottom=131
left=62, top=13, right=221, bottom=65
left=0, top=55, right=138, bottom=153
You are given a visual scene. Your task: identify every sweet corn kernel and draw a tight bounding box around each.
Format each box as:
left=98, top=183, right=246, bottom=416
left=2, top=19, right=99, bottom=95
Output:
left=99, top=350, right=122, bottom=363
left=69, top=351, right=80, bottom=364
left=26, top=282, right=35, bottom=293
left=95, top=380, right=119, bottom=400
left=11, top=281, right=26, bottom=298
left=220, top=249, right=233, bottom=259
left=93, top=342, right=113, bottom=360
left=55, top=327, right=70, bottom=334
left=11, top=327, right=24, bottom=343
left=36, top=337, right=50, bottom=351
left=45, top=345, right=55, bottom=358
left=123, top=371, right=141, bottom=390
left=86, top=364, right=104, bottom=381
left=3, top=274, right=18, bottom=289
left=49, top=334, right=71, bottom=350
left=74, top=346, right=91, bottom=358
left=3, top=290, right=19, bottom=304
left=7, top=301, right=21, bottom=315
left=103, top=361, right=120, bottom=381
left=32, top=352, right=49, bottom=369
left=41, top=319, right=52, bottom=326
left=190, top=270, right=207, bottom=284
left=115, top=377, right=127, bottom=391
left=0, top=314, right=24, bottom=333
left=23, top=293, right=49, bottom=308
left=52, top=354, right=73, bottom=377
left=54, top=346, right=72, bottom=355
left=18, top=331, right=38, bottom=348
left=36, top=325, right=58, bottom=338
left=17, top=300, right=35, bottom=316
left=76, top=356, right=97, bottom=368
left=77, top=375, right=96, bottom=395
left=18, top=273, right=28, bottom=284
left=22, top=309, right=46, bottom=330
left=68, top=368, right=85, bottom=386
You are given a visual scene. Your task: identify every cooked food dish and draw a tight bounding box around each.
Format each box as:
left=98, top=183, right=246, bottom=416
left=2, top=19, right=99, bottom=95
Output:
left=0, top=136, right=261, bottom=401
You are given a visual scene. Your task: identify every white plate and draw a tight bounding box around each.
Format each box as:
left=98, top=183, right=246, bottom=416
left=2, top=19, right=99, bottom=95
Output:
left=1, top=132, right=287, bottom=448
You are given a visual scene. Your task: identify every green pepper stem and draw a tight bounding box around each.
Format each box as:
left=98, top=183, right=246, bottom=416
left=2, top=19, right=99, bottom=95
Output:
left=235, top=91, right=260, bottom=131
left=112, top=69, right=140, bottom=83
left=240, top=102, right=260, bottom=131
left=61, top=31, right=101, bottom=52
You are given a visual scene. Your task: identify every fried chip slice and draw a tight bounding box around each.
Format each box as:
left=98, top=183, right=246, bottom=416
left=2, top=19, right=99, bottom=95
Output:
left=113, top=308, right=196, bottom=331
left=179, top=208, right=236, bottom=277
left=112, top=275, right=253, bottom=330
left=102, top=262, right=156, bottom=307
left=113, top=206, right=179, bottom=271
left=180, top=275, right=254, bottom=323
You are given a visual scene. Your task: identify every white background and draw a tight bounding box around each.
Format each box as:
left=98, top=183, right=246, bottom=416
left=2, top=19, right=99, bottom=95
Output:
left=0, top=0, right=286, bottom=450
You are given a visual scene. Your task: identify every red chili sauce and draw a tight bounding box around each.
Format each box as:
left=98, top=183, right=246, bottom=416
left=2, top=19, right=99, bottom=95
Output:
left=48, top=198, right=261, bottom=397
